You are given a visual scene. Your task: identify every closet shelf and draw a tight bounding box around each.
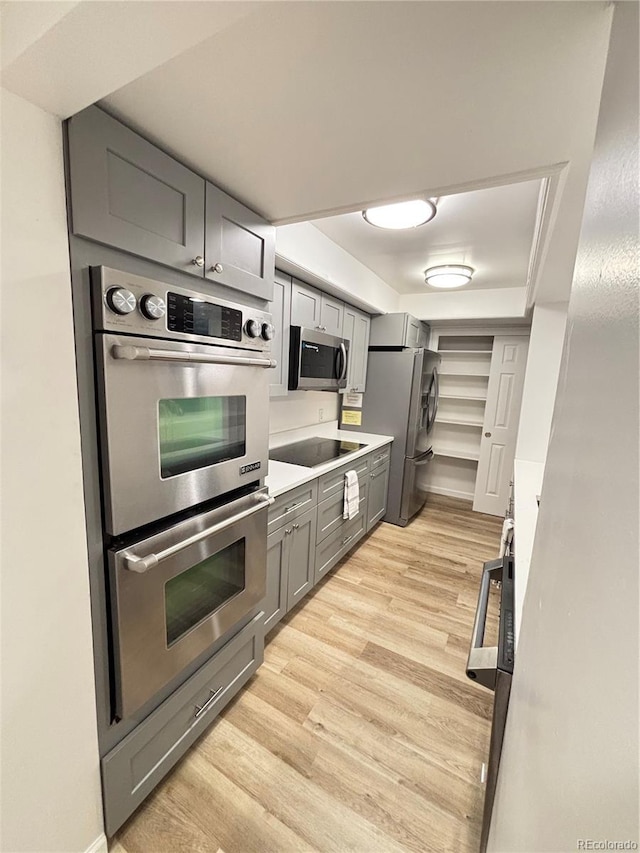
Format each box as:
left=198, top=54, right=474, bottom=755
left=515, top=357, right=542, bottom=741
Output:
left=438, top=349, right=493, bottom=355
left=435, top=417, right=484, bottom=428
left=438, top=394, right=487, bottom=402
left=439, top=371, right=490, bottom=378
left=433, top=448, right=480, bottom=462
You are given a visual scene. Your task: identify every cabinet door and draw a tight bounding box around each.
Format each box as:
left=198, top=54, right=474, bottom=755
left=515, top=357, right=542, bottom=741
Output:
left=474, top=336, right=529, bottom=516
left=342, top=305, right=371, bottom=393
left=67, top=106, right=205, bottom=274
left=319, top=294, right=344, bottom=337
left=291, top=280, right=322, bottom=328
left=367, top=463, right=390, bottom=532
left=270, top=271, right=291, bottom=398
left=286, top=508, right=317, bottom=609
left=405, top=316, right=422, bottom=348
left=263, top=526, right=289, bottom=634
left=205, top=182, right=275, bottom=301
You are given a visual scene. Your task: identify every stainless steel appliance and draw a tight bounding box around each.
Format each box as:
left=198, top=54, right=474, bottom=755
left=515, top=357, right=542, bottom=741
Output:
left=467, top=556, right=515, bottom=853
left=269, top=437, right=367, bottom=467
left=288, top=326, right=349, bottom=391
left=346, top=347, right=440, bottom=526
left=93, top=266, right=277, bottom=535
left=110, top=487, right=270, bottom=717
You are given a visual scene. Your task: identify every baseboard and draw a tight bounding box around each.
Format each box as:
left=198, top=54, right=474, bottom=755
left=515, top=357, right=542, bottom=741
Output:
left=84, top=833, right=108, bottom=853
left=426, top=485, right=474, bottom=502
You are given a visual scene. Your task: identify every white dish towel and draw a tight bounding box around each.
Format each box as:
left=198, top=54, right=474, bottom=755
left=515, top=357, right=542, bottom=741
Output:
left=343, top=470, right=360, bottom=520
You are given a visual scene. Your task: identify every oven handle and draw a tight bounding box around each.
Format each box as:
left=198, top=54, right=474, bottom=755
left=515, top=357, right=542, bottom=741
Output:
left=111, top=344, right=277, bottom=369
left=466, top=558, right=503, bottom=690
left=123, top=493, right=275, bottom=573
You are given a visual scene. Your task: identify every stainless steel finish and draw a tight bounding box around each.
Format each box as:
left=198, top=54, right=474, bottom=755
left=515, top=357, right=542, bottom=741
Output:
left=413, top=449, right=434, bottom=466
left=106, top=287, right=137, bottom=315
left=261, top=322, right=275, bottom=341
left=139, top=293, right=166, bottom=320
left=466, top=560, right=503, bottom=689
left=211, top=263, right=223, bottom=274
left=124, top=493, right=274, bottom=573
left=92, top=267, right=273, bottom=352
left=111, top=344, right=277, bottom=369
left=110, top=487, right=269, bottom=717
left=338, top=342, right=348, bottom=383
left=399, top=449, right=433, bottom=523
left=97, top=332, right=271, bottom=535
left=480, top=670, right=512, bottom=853
left=244, top=319, right=261, bottom=338
left=194, top=686, right=223, bottom=719
left=289, top=326, right=350, bottom=391
left=192, top=256, right=205, bottom=267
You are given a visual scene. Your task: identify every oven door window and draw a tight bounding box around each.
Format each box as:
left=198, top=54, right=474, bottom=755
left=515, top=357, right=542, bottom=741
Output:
left=164, top=539, right=246, bottom=646
left=300, top=342, right=338, bottom=380
left=158, top=396, right=246, bottom=478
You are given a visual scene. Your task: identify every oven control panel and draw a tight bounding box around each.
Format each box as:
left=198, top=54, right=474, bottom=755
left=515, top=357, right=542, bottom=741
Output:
left=93, top=267, right=273, bottom=351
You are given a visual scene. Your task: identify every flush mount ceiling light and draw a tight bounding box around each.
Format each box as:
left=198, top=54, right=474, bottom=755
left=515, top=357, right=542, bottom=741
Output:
left=362, top=199, right=437, bottom=230
left=424, top=264, right=474, bottom=289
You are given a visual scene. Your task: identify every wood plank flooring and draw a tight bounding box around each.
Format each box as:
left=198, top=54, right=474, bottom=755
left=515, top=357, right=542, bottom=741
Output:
left=113, top=495, right=503, bottom=853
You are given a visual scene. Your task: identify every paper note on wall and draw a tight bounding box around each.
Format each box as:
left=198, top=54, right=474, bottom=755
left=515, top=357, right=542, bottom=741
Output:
left=344, top=392, right=363, bottom=408
left=341, top=410, right=362, bottom=426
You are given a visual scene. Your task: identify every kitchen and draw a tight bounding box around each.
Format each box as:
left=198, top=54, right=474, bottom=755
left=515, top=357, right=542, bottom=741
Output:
left=3, top=4, right=633, bottom=850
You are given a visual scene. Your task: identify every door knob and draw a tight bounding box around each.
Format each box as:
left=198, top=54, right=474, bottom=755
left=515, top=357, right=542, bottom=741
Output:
left=485, top=432, right=492, bottom=438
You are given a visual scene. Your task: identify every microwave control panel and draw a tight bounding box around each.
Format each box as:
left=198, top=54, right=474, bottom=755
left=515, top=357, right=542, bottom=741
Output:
left=92, top=266, right=273, bottom=351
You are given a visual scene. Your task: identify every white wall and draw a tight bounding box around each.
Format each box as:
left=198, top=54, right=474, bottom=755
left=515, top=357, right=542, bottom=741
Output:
left=515, top=302, right=568, bottom=464
left=269, top=392, right=340, bottom=436
left=488, top=4, right=639, bottom=850
left=0, top=90, right=105, bottom=852
left=399, top=287, right=527, bottom=322
left=276, top=222, right=400, bottom=314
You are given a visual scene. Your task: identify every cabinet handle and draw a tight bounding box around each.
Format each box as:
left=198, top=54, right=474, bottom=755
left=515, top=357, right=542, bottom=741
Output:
left=293, top=523, right=299, bottom=530
left=285, top=528, right=292, bottom=535
left=284, top=502, right=300, bottom=513
left=371, top=470, right=382, bottom=479
left=192, top=256, right=204, bottom=267
left=373, top=453, right=387, bottom=464
left=194, top=686, right=223, bottom=719
left=342, top=533, right=356, bottom=547
left=210, top=263, right=224, bottom=274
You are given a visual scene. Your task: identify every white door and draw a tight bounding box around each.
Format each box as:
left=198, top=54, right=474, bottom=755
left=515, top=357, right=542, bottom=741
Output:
left=473, top=335, right=529, bottom=516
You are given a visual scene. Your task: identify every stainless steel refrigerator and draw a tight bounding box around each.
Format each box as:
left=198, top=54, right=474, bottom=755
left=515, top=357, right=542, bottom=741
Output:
left=347, top=347, right=440, bottom=526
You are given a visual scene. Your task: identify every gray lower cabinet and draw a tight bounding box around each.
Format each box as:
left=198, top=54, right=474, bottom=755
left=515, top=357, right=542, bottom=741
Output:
left=270, top=271, right=292, bottom=397
left=101, top=614, right=263, bottom=836
left=342, top=305, right=371, bottom=393
left=264, top=506, right=316, bottom=633
left=315, top=502, right=367, bottom=584
left=366, top=462, right=390, bottom=531
left=67, top=106, right=206, bottom=275
left=205, top=182, right=275, bottom=301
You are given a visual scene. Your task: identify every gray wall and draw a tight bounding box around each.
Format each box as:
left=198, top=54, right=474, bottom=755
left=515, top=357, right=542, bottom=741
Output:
left=488, top=3, right=639, bottom=851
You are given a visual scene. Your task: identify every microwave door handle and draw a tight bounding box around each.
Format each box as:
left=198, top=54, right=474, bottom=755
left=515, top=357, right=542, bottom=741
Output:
left=338, top=342, right=348, bottom=383
left=123, top=494, right=275, bottom=573
left=112, top=344, right=277, bottom=369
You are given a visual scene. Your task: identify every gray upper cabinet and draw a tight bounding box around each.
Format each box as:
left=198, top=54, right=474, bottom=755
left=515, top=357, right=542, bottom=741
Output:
left=205, top=182, right=275, bottom=301
left=370, top=313, right=429, bottom=348
left=342, top=305, right=371, bottom=393
left=291, top=279, right=322, bottom=328
left=67, top=107, right=206, bottom=275
left=270, top=271, right=292, bottom=398
left=319, top=294, right=344, bottom=337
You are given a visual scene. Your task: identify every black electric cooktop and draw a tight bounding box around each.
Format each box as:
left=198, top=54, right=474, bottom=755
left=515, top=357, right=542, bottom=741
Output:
left=269, top=438, right=367, bottom=468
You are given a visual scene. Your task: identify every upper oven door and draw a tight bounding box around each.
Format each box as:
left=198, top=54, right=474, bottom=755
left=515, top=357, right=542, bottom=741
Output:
left=97, top=333, right=274, bottom=535
left=289, top=326, right=349, bottom=391
left=110, top=488, right=270, bottom=718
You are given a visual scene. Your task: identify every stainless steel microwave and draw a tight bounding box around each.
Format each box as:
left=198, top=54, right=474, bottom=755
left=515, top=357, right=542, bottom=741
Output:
left=288, top=326, right=349, bottom=391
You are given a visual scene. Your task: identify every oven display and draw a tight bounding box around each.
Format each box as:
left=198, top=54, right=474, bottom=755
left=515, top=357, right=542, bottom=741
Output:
left=167, top=292, right=243, bottom=341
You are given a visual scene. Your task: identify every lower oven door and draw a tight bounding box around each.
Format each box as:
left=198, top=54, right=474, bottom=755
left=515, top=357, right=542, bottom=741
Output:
left=97, top=332, right=274, bottom=536
left=109, top=488, right=270, bottom=719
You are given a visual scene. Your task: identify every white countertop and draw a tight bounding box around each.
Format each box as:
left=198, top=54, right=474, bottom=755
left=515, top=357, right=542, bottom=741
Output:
left=513, top=458, right=545, bottom=647
left=266, top=420, right=393, bottom=498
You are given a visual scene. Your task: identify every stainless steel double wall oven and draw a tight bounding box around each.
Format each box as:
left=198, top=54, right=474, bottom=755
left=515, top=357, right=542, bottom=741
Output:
left=93, top=266, right=275, bottom=717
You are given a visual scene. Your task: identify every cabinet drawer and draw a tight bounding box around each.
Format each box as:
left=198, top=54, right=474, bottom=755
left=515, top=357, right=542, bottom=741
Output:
left=268, top=480, right=318, bottom=533
left=315, top=501, right=367, bottom=583
left=369, top=444, right=391, bottom=470
left=318, top=455, right=370, bottom=501
left=317, top=483, right=368, bottom=543
left=101, top=615, right=263, bottom=836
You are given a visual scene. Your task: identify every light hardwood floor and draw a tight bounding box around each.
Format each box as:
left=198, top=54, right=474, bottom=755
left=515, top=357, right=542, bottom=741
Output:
left=114, top=494, right=503, bottom=853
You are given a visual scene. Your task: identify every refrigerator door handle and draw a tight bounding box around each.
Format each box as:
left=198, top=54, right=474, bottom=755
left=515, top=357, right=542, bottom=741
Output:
left=413, top=448, right=434, bottom=466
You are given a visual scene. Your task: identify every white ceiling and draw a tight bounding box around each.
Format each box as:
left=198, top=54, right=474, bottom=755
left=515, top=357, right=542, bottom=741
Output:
left=1, top=1, right=613, bottom=304
left=310, top=180, right=542, bottom=294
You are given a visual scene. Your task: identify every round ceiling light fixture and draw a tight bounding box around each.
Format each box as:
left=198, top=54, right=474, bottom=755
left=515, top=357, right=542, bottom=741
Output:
left=424, top=264, right=474, bottom=289
left=362, top=199, right=437, bottom=230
